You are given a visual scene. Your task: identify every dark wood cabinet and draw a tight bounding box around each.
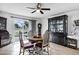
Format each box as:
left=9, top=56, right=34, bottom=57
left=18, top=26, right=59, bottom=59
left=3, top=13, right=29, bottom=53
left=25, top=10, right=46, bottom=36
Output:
left=0, top=16, right=11, bottom=47
left=48, top=15, right=68, bottom=46
left=0, top=17, right=6, bottom=30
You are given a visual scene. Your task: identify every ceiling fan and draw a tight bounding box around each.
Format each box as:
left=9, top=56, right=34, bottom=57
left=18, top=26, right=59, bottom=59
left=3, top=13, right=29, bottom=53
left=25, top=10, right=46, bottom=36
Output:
left=26, top=3, right=50, bottom=14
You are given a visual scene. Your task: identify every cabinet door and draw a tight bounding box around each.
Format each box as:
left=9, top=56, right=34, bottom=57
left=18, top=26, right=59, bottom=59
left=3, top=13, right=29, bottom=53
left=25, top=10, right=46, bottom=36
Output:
left=48, top=18, right=56, bottom=32
left=0, top=17, right=6, bottom=30
left=48, top=15, right=68, bottom=46
left=52, top=33, right=58, bottom=43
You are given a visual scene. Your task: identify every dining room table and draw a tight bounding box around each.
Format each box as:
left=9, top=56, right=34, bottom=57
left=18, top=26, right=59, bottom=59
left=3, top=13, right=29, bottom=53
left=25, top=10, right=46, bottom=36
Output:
left=28, top=36, right=43, bottom=43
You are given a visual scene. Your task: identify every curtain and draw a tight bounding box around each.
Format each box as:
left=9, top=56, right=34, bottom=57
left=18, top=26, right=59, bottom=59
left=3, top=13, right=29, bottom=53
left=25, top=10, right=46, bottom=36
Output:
left=30, top=20, right=36, bottom=36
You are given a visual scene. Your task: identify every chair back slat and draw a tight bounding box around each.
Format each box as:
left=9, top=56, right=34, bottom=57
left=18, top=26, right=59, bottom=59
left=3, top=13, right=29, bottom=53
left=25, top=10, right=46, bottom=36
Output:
left=43, top=30, right=49, bottom=46
left=19, top=31, right=24, bottom=47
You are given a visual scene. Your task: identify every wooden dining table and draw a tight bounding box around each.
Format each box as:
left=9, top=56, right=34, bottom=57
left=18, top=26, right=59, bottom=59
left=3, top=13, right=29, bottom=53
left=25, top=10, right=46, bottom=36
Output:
left=29, top=37, right=43, bottom=41
left=29, top=36, right=43, bottom=43
left=28, top=36, right=43, bottom=48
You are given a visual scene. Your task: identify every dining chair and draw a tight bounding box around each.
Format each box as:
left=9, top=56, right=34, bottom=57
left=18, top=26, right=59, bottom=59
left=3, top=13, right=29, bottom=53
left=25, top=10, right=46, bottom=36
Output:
left=36, top=30, right=50, bottom=55
left=19, top=31, right=36, bottom=55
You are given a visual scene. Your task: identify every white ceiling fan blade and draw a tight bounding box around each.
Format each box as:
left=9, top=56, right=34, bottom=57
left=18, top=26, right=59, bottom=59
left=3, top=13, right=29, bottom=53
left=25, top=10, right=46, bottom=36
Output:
left=26, top=7, right=36, bottom=9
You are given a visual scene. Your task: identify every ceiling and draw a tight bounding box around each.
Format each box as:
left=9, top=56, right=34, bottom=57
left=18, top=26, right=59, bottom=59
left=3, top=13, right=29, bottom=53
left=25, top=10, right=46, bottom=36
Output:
left=0, top=3, right=79, bottom=18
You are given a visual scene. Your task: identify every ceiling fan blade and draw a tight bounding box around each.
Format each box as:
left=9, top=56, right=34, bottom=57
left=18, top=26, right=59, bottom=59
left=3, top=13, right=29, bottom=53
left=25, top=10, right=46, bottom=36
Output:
left=40, top=10, right=44, bottom=14
left=31, top=10, right=36, bottom=13
left=41, top=8, right=50, bottom=10
left=26, top=7, right=36, bottom=9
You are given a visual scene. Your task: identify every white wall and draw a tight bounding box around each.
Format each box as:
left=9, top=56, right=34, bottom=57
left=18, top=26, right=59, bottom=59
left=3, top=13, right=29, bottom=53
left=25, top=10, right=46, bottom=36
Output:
left=67, top=10, right=79, bottom=36
left=0, top=11, right=39, bottom=42
left=40, top=9, right=79, bottom=47
left=40, top=18, right=48, bottom=35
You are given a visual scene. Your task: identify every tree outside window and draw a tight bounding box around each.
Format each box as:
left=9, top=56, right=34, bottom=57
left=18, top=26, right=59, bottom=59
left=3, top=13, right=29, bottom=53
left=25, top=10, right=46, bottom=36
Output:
left=14, top=20, right=29, bottom=37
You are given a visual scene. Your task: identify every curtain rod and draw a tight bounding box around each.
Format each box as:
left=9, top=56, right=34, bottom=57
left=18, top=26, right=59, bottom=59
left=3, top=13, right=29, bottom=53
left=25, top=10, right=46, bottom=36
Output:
left=10, top=16, right=37, bottom=21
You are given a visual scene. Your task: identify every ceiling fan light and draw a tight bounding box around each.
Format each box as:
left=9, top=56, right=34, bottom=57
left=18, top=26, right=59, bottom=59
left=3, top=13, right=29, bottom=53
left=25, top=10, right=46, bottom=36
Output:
left=36, top=9, right=40, bottom=12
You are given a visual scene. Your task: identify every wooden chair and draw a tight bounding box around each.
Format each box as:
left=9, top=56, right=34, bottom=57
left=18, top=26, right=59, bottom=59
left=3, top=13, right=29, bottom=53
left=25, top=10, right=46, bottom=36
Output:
left=36, top=30, right=50, bottom=55
left=19, top=31, right=36, bottom=55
